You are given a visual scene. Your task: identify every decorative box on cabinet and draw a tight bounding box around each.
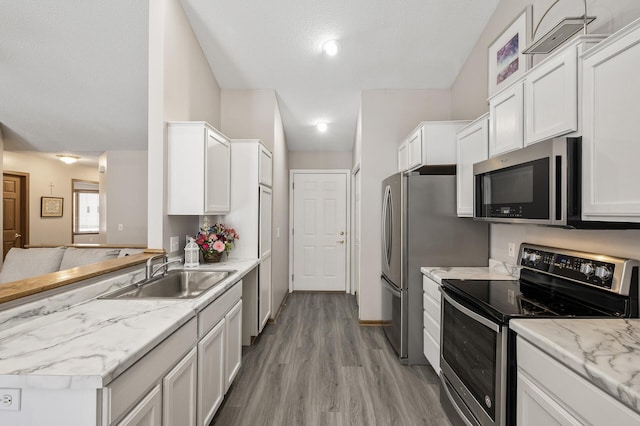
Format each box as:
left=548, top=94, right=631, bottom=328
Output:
left=456, top=114, right=489, bottom=217
left=400, top=121, right=470, bottom=172
left=517, top=337, right=640, bottom=425
left=167, top=122, right=231, bottom=215
left=524, top=36, right=607, bottom=145
left=489, top=80, right=524, bottom=157
left=422, top=275, right=441, bottom=374
left=581, top=18, right=640, bottom=223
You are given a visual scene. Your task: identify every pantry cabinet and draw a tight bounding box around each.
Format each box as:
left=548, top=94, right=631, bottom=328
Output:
left=456, top=114, right=488, bottom=217
left=489, top=80, right=524, bottom=157
left=167, top=122, right=231, bottom=215
left=398, top=121, right=470, bottom=172
left=581, top=19, right=640, bottom=223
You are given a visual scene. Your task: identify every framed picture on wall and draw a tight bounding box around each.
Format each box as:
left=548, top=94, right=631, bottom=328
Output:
left=41, top=196, right=63, bottom=217
left=488, top=5, right=532, bottom=97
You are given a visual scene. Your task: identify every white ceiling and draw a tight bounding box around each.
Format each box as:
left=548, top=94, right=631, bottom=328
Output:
left=0, top=0, right=499, bottom=155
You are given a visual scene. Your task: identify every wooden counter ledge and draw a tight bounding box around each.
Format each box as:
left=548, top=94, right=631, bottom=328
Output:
left=0, top=249, right=165, bottom=305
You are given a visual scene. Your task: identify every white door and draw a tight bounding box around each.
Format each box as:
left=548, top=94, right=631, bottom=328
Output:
left=352, top=168, right=361, bottom=300
left=292, top=172, right=348, bottom=291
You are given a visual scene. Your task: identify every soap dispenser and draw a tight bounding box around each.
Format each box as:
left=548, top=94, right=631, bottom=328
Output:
left=184, top=237, right=199, bottom=268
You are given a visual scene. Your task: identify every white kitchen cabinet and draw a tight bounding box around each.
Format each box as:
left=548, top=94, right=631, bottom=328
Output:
left=489, top=80, right=524, bottom=157
left=117, top=385, right=162, bottom=426
left=258, top=144, right=273, bottom=187
left=162, top=347, right=197, bottom=426
left=259, top=255, right=272, bottom=332
left=581, top=19, right=640, bottom=223
left=400, top=121, right=471, bottom=172
left=422, top=275, right=441, bottom=374
left=398, top=140, right=408, bottom=172
left=224, top=300, right=243, bottom=392
left=198, top=319, right=226, bottom=426
left=524, top=36, right=606, bottom=146
left=517, top=337, right=640, bottom=426
left=456, top=114, right=488, bottom=217
left=167, top=122, right=231, bottom=215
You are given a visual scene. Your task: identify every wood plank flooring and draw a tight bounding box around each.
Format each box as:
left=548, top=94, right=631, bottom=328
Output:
left=213, top=292, right=453, bottom=426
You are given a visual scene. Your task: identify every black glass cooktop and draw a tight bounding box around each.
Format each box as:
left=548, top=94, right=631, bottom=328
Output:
left=442, top=278, right=613, bottom=323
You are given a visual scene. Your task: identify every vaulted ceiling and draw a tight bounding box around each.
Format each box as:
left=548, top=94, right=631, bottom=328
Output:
left=0, top=0, right=499, bottom=155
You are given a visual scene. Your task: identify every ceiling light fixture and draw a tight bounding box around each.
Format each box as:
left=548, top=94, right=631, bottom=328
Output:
left=322, top=39, right=341, bottom=56
left=57, top=154, right=80, bottom=164
left=316, top=122, right=328, bottom=132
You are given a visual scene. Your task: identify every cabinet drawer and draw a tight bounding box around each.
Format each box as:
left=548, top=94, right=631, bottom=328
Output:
left=518, top=337, right=640, bottom=425
left=422, top=275, right=441, bottom=301
left=198, top=280, right=242, bottom=338
left=423, top=293, right=440, bottom=322
left=423, top=310, right=440, bottom=343
left=423, top=328, right=440, bottom=374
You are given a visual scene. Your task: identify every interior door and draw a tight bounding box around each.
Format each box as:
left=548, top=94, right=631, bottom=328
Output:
left=292, top=172, right=348, bottom=291
left=3, top=173, right=26, bottom=259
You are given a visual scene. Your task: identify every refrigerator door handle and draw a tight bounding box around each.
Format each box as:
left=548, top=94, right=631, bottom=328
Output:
left=381, top=275, right=402, bottom=297
left=382, top=185, right=393, bottom=269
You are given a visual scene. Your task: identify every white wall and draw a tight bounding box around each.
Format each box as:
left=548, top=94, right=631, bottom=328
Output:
left=289, top=151, right=353, bottom=170
left=450, top=0, right=640, bottom=263
left=148, top=0, right=222, bottom=252
left=3, top=152, right=98, bottom=245
left=221, top=89, right=290, bottom=317
left=359, top=89, right=451, bottom=321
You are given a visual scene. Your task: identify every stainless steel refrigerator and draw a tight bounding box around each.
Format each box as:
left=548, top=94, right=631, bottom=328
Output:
left=381, top=167, right=489, bottom=365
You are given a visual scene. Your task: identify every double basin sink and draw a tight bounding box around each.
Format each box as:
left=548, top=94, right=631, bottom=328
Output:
left=101, top=269, right=236, bottom=299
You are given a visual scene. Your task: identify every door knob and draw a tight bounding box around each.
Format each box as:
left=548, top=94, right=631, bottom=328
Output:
left=337, top=240, right=345, bottom=244
left=14, top=233, right=21, bottom=239
left=339, top=231, right=345, bottom=235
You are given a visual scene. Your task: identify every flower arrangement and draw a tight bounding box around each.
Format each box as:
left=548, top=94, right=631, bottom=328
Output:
left=194, top=223, right=239, bottom=260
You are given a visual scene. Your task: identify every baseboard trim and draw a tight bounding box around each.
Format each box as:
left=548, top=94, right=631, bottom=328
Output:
left=359, top=320, right=385, bottom=327
left=268, top=292, right=290, bottom=324
left=292, top=290, right=347, bottom=294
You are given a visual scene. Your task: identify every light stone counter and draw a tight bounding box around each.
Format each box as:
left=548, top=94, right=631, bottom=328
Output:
left=511, top=318, right=640, bottom=415
left=0, top=257, right=259, bottom=390
left=421, top=259, right=520, bottom=284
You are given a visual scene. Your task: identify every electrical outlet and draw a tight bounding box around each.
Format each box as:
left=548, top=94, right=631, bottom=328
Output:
left=508, top=242, right=516, bottom=258
left=170, top=236, right=179, bottom=253
left=0, top=388, right=21, bottom=411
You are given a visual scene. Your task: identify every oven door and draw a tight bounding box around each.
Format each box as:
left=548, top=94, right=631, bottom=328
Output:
left=440, top=291, right=508, bottom=426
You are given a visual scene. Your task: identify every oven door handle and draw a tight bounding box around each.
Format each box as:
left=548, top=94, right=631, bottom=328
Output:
left=443, top=292, right=500, bottom=332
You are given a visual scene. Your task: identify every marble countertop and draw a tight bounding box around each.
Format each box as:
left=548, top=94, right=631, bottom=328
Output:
left=421, top=259, right=520, bottom=284
left=0, top=258, right=259, bottom=389
left=511, top=318, right=640, bottom=414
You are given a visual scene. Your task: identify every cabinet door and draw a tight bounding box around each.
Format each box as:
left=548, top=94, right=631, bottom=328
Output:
left=398, top=140, right=408, bottom=172
left=259, top=255, right=272, bottom=332
left=259, top=186, right=272, bottom=258
left=117, top=385, right=162, bottom=426
left=258, top=145, right=273, bottom=187
left=489, top=81, right=524, bottom=157
left=407, top=127, right=422, bottom=170
left=198, top=319, right=225, bottom=426
left=456, top=117, right=488, bottom=217
left=224, top=300, right=243, bottom=392
left=517, top=373, right=582, bottom=426
left=582, top=25, right=640, bottom=223
left=525, top=47, right=578, bottom=145
left=163, top=348, right=197, bottom=426
left=205, top=128, right=231, bottom=214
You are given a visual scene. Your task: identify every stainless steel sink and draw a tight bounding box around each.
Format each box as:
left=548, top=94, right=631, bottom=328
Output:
left=100, top=269, right=236, bottom=299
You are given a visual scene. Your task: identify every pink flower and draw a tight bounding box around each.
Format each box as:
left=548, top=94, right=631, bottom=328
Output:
left=213, top=241, right=225, bottom=253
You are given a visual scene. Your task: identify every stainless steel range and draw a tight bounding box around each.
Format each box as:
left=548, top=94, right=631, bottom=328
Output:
left=440, top=243, right=639, bottom=426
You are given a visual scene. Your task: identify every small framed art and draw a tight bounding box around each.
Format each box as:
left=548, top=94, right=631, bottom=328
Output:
left=41, top=196, right=64, bottom=217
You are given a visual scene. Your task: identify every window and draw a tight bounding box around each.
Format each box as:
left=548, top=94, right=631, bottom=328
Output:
left=72, top=180, right=99, bottom=234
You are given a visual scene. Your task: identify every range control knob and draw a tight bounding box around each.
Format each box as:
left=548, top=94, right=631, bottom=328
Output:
left=528, top=253, right=542, bottom=263
left=580, top=263, right=595, bottom=276
left=595, top=266, right=612, bottom=280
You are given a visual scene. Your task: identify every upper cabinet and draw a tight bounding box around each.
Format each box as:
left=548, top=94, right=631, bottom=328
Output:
left=258, top=145, right=273, bottom=187
left=456, top=114, right=489, bottom=217
left=489, top=80, right=524, bottom=157
left=398, top=121, right=470, bottom=172
left=581, top=19, right=640, bottom=223
left=167, top=122, right=231, bottom=215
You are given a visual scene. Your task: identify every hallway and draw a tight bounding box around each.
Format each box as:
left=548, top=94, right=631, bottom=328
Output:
left=213, top=292, right=452, bottom=425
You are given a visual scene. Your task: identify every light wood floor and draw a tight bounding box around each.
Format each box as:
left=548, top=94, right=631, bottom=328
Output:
left=213, top=292, right=453, bottom=426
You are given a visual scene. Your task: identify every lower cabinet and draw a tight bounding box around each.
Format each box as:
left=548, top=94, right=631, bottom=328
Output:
left=517, top=336, right=640, bottom=425
left=198, top=320, right=226, bottom=426
left=163, top=348, right=197, bottom=426
left=422, top=275, right=441, bottom=374
left=225, top=300, right=243, bottom=391
left=117, top=385, right=162, bottom=426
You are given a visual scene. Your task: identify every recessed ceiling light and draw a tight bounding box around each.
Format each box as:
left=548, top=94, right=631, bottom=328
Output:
left=322, top=39, right=341, bottom=56
left=56, top=154, right=80, bottom=164
left=316, top=122, right=328, bottom=132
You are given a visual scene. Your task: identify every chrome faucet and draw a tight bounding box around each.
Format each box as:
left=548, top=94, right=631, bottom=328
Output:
left=145, top=254, right=182, bottom=281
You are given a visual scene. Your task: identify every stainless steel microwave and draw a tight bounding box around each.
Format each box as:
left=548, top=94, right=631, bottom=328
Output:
left=473, top=137, right=640, bottom=229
